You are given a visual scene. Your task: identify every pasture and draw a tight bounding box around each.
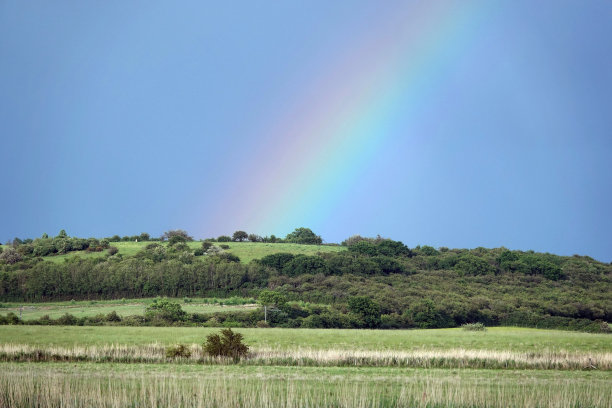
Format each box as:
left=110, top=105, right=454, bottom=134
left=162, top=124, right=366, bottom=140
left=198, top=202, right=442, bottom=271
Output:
left=0, top=325, right=610, bottom=407
left=41, top=241, right=346, bottom=264
left=0, top=297, right=256, bottom=320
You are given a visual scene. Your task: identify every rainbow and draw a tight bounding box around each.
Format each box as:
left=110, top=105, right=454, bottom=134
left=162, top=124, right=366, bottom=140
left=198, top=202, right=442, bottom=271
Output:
left=205, top=2, right=494, bottom=238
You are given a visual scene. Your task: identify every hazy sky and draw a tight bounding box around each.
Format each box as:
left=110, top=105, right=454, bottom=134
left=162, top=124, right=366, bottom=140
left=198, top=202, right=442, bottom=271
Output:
left=1, top=1, right=611, bottom=262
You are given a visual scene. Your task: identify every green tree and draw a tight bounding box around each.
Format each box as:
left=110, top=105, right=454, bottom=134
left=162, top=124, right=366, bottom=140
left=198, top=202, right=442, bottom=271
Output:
left=258, top=290, right=287, bottom=323
left=232, top=231, right=248, bottom=242
left=145, top=298, right=187, bottom=322
left=203, top=328, right=249, bottom=360
left=285, top=227, right=322, bottom=245
left=162, top=230, right=193, bottom=242
left=348, top=296, right=381, bottom=328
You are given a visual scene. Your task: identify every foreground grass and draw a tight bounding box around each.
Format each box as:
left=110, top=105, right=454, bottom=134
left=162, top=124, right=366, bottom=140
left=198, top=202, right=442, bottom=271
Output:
left=1, top=297, right=256, bottom=320
left=41, top=241, right=346, bottom=264
left=1, top=362, right=609, bottom=407
left=0, top=326, right=609, bottom=353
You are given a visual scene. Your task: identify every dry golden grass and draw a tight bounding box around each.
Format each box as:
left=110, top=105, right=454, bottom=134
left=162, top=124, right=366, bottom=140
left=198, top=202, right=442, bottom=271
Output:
left=0, top=343, right=610, bottom=370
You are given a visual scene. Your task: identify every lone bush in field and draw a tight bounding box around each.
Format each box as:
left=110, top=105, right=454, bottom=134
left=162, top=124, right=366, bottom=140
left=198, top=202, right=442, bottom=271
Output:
left=462, top=322, right=487, bottom=331
left=165, top=344, right=191, bottom=358
left=203, top=328, right=249, bottom=360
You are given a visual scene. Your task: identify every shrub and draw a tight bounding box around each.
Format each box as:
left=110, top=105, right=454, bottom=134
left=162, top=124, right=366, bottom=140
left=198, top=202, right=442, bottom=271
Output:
left=107, top=246, right=119, bottom=256
left=256, top=320, right=270, bottom=328
left=285, top=227, right=322, bottom=245
left=145, top=298, right=187, bottom=322
left=462, top=322, right=487, bottom=331
left=193, top=249, right=204, bottom=256
left=258, top=253, right=295, bottom=270
left=217, top=236, right=232, bottom=242
left=105, top=311, right=121, bottom=322
left=202, top=241, right=213, bottom=251
left=56, top=313, right=78, bottom=326
left=203, top=328, right=249, bottom=360
left=219, top=244, right=230, bottom=250
left=0, top=247, right=22, bottom=264
left=166, top=344, right=192, bottom=358
left=169, top=235, right=187, bottom=245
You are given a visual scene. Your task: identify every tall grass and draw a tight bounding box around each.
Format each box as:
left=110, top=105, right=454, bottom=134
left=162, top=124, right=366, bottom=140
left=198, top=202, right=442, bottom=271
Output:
left=0, top=343, right=609, bottom=370
left=0, top=364, right=609, bottom=408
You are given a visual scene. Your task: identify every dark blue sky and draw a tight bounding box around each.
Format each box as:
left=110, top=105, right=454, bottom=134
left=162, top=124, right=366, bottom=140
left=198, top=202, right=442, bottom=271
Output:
left=1, top=1, right=611, bottom=262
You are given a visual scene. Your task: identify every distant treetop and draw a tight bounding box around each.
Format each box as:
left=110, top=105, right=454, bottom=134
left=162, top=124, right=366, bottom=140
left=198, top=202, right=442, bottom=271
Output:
left=285, top=227, right=322, bottom=245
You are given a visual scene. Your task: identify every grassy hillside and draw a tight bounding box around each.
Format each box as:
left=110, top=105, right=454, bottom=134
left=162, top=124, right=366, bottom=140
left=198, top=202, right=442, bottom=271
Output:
left=39, top=241, right=345, bottom=264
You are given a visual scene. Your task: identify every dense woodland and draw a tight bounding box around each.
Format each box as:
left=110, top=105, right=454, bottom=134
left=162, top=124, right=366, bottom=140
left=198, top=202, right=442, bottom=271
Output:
left=0, top=229, right=610, bottom=332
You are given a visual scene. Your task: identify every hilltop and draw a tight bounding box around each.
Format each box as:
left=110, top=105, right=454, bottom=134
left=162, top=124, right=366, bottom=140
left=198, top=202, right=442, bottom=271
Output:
left=0, top=228, right=610, bottom=332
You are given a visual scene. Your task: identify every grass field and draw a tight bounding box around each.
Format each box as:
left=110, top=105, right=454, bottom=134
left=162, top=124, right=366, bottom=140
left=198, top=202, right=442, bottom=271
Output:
left=0, top=297, right=256, bottom=320
left=1, top=363, right=609, bottom=408
left=0, top=326, right=609, bottom=352
left=0, top=326, right=610, bottom=407
left=41, top=241, right=346, bottom=263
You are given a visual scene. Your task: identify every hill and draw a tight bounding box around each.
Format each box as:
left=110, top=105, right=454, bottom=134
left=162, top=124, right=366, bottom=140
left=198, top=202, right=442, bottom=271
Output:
left=0, top=233, right=610, bottom=332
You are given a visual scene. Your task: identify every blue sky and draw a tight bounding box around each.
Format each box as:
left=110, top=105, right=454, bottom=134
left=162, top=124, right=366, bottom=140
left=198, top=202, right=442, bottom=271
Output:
left=1, top=1, right=611, bottom=262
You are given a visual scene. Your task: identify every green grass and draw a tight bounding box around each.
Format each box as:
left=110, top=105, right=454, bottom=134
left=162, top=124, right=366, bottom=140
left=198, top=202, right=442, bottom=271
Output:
left=40, top=241, right=346, bottom=264
left=0, top=326, right=609, bottom=352
left=0, top=297, right=256, bottom=320
left=1, top=363, right=610, bottom=408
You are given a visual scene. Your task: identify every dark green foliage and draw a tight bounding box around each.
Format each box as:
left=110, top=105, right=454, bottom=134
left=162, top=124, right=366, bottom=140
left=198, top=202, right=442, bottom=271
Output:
left=282, top=255, right=329, bottom=276
left=202, top=242, right=213, bottom=251
left=348, top=239, right=412, bottom=258
left=377, top=240, right=412, bottom=257
left=285, top=228, right=322, bottom=245
left=106, top=311, right=121, bottom=322
left=203, top=328, right=249, bottom=360
left=348, top=241, right=379, bottom=256
left=107, top=246, right=119, bottom=256
left=407, top=299, right=453, bottom=329
left=165, top=344, right=191, bottom=358
left=56, top=313, right=78, bottom=326
left=232, top=231, right=248, bottom=242
left=168, top=235, right=187, bottom=245
left=193, top=249, right=204, bottom=256
left=348, top=296, right=381, bottom=328
left=258, top=290, right=287, bottom=307
left=371, top=256, right=404, bottom=275
left=216, top=253, right=240, bottom=263
left=217, top=236, right=232, bottom=242
left=219, top=244, right=230, bottom=250
left=145, top=298, right=187, bottom=323
left=419, top=245, right=439, bottom=256
left=258, top=253, right=295, bottom=271
left=162, top=230, right=193, bottom=242
left=324, top=252, right=381, bottom=275
left=0, top=231, right=609, bottom=332
left=455, top=254, right=496, bottom=275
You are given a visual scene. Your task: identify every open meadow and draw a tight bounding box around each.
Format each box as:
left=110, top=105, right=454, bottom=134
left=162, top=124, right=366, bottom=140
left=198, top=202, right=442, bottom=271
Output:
left=0, top=297, right=256, bottom=320
left=41, top=241, right=346, bottom=264
left=0, top=325, right=610, bottom=407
